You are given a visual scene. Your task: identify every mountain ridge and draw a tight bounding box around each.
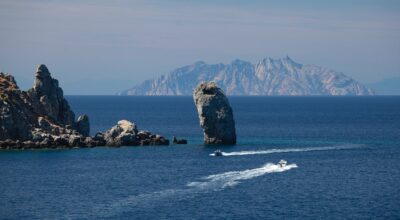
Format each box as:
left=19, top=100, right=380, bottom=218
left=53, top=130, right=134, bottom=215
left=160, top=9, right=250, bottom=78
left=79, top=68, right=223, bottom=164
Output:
left=119, top=56, right=374, bottom=96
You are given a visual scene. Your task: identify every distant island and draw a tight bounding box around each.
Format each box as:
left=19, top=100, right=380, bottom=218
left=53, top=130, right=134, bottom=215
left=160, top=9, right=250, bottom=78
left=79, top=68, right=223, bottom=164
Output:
left=119, top=56, right=374, bottom=96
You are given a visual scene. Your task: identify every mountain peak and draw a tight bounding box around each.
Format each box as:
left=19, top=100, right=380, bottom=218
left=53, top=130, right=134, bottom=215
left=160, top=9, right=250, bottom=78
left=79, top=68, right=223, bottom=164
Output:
left=260, top=56, right=301, bottom=67
left=119, top=56, right=374, bottom=96
left=231, top=59, right=247, bottom=65
left=282, top=56, right=294, bottom=64
left=283, top=55, right=293, bottom=61
left=36, top=64, right=50, bottom=77
left=281, top=56, right=302, bottom=69
left=193, top=61, right=206, bottom=66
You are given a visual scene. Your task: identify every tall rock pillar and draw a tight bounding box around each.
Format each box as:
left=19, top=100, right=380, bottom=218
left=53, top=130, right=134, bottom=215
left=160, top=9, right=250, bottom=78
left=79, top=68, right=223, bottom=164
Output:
left=193, top=82, right=236, bottom=145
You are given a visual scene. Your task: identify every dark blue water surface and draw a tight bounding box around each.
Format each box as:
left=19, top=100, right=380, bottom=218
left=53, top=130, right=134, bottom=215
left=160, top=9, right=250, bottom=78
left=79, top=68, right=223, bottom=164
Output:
left=1, top=96, right=400, bottom=219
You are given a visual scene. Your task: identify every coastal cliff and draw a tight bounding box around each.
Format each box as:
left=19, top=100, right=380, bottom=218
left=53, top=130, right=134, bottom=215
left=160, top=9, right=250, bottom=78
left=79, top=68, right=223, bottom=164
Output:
left=0, top=65, right=169, bottom=149
left=0, top=65, right=86, bottom=144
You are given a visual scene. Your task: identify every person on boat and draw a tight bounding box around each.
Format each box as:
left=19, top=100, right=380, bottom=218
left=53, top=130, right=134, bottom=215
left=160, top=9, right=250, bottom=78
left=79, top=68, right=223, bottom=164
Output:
left=278, top=160, right=287, bottom=167
left=214, top=150, right=223, bottom=156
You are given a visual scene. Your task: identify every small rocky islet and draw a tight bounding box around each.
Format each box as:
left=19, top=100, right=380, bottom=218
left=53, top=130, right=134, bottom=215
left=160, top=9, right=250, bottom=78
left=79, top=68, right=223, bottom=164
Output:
left=0, top=65, right=169, bottom=149
left=193, top=81, right=236, bottom=145
left=0, top=65, right=235, bottom=149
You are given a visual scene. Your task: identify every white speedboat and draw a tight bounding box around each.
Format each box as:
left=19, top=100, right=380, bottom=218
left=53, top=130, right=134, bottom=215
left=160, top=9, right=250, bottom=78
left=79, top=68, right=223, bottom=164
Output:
left=278, top=160, right=287, bottom=167
left=213, top=150, right=223, bottom=156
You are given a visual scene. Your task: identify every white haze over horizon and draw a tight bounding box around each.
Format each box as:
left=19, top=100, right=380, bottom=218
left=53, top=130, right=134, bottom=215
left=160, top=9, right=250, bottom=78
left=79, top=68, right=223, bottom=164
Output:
left=0, top=0, right=399, bottom=95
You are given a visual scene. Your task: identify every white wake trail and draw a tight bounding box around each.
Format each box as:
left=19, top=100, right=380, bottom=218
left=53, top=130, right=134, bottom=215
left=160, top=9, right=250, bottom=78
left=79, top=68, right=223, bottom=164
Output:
left=89, top=162, right=297, bottom=218
left=187, top=162, right=297, bottom=189
left=210, top=145, right=358, bottom=157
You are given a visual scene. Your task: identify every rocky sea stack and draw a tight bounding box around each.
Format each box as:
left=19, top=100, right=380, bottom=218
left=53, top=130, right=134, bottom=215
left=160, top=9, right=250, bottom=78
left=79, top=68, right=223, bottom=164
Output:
left=193, top=81, right=236, bottom=145
left=0, top=65, right=169, bottom=149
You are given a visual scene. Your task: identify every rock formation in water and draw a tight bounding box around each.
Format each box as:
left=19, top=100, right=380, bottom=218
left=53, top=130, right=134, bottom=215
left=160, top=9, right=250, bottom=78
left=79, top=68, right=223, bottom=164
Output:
left=172, top=136, right=188, bottom=144
left=96, top=120, right=169, bottom=146
left=76, top=114, right=90, bottom=136
left=0, top=65, right=169, bottom=149
left=120, top=56, right=374, bottom=96
left=0, top=66, right=93, bottom=149
left=193, top=82, right=236, bottom=145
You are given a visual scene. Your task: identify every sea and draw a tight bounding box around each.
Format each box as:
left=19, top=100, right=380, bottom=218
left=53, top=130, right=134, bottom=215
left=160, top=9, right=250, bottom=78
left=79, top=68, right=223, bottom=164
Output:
left=1, top=96, right=399, bottom=220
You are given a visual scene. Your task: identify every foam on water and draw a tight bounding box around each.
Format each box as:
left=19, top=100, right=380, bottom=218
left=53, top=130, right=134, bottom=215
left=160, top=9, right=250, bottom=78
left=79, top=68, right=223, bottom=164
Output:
left=187, top=163, right=297, bottom=189
left=89, top=162, right=297, bottom=218
left=210, top=145, right=359, bottom=157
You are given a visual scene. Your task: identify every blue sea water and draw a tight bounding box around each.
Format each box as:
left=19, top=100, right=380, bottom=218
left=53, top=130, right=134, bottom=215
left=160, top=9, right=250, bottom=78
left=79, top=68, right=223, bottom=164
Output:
left=1, top=96, right=400, bottom=219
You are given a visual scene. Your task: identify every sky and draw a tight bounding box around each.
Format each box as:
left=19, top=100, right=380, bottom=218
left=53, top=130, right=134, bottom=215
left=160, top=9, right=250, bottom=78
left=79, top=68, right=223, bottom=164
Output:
left=0, top=0, right=399, bottom=95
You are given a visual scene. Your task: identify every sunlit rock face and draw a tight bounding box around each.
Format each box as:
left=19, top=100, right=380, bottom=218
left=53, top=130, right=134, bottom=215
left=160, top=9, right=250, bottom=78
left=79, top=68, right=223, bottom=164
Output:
left=0, top=72, right=34, bottom=140
left=193, top=82, right=236, bottom=145
left=28, top=64, right=76, bottom=126
left=101, top=120, right=169, bottom=146
left=0, top=65, right=170, bottom=149
left=0, top=65, right=93, bottom=148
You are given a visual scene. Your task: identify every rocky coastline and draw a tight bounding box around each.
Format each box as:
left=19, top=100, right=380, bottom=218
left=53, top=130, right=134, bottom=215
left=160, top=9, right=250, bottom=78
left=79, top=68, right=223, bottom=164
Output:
left=0, top=65, right=169, bottom=150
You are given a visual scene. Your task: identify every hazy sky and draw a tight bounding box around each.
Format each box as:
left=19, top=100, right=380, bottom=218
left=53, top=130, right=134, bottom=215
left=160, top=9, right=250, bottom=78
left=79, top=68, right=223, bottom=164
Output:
left=0, top=0, right=399, bottom=95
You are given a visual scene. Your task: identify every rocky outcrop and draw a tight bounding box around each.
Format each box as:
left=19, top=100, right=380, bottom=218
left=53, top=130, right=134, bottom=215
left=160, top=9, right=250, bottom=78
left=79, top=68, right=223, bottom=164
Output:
left=193, top=82, right=236, bottom=145
left=0, top=65, right=169, bottom=149
left=120, top=56, right=374, bottom=96
left=0, top=68, right=96, bottom=149
left=95, top=120, right=169, bottom=146
left=76, top=115, right=90, bottom=136
left=0, top=73, right=36, bottom=140
left=28, top=64, right=76, bottom=126
left=103, top=120, right=138, bottom=146
left=172, top=136, right=187, bottom=144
